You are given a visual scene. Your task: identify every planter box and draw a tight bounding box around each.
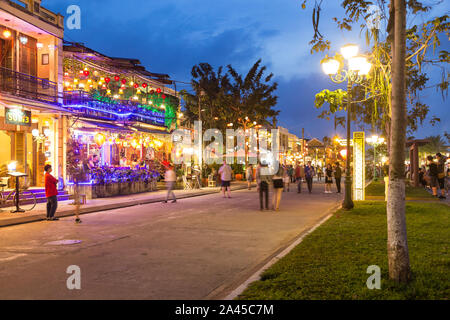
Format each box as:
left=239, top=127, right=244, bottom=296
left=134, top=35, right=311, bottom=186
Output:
left=67, top=180, right=158, bottom=199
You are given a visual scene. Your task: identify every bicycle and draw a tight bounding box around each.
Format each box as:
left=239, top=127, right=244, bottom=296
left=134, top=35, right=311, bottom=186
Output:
left=0, top=177, right=37, bottom=212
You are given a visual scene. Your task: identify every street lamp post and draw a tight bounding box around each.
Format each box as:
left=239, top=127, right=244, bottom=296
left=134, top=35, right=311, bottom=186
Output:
left=321, top=44, right=372, bottom=210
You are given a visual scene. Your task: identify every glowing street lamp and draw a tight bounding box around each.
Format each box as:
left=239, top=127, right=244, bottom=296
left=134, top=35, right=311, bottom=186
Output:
left=321, top=43, right=372, bottom=210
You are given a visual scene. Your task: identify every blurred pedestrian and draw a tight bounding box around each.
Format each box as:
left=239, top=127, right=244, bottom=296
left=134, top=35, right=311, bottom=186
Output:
left=283, top=164, right=290, bottom=192
left=219, top=160, right=233, bottom=198
left=383, top=160, right=389, bottom=201
left=246, top=164, right=253, bottom=190
left=317, top=166, right=322, bottom=181
left=436, top=153, right=447, bottom=199
left=44, top=164, right=59, bottom=221
left=334, top=162, right=342, bottom=194
left=272, top=165, right=284, bottom=211
left=288, top=165, right=295, bottom=183
left=324, top=164, right=333, bottom=193
left=163, top=164, right=177, bottom=203
left=427, top=155, right=439, bottom=197
left=295, top=162, right=305, bottom=193
left=305, top=161, right=315, bottom=194
left=256, top=162, right=271, bottom=211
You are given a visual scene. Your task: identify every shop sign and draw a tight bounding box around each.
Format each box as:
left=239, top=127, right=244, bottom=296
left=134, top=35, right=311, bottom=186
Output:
left=5, top=108, right=31, bottom=126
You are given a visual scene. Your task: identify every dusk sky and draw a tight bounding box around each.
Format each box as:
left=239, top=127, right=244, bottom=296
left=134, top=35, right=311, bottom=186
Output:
left=46, top=0, right=449, bottom=141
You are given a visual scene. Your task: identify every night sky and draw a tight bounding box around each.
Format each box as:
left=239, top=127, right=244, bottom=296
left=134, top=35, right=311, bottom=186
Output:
left=45, top=0, right=449, bottom=140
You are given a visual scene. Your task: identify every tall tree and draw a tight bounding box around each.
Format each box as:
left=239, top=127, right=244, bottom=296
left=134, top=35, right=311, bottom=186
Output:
left=299, top=0, right=450, bottom=283
left=387, top=0, right=410, bottom=283
left=181, top=60, right=279, bottom=164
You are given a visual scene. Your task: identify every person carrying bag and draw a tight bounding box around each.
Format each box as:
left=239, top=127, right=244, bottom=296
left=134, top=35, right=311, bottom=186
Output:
left=272, top=166, right=284, bottom=211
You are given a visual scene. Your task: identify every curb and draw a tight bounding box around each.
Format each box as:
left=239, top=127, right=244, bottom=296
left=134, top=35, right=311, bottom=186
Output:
left=206, top=201, right=342, bottom=300
left=0, top=184, right=249, bottom=228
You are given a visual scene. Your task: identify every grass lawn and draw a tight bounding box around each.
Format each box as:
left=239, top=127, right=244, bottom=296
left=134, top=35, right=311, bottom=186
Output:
left=238, top=201, right=449, bottom=300
left=366, top=180, right=435, bottom=199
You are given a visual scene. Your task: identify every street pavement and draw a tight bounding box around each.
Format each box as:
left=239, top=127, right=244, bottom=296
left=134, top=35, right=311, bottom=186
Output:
left=0, top=183, right=250, bottom=227
left=0, top=180, right=342, bottom=299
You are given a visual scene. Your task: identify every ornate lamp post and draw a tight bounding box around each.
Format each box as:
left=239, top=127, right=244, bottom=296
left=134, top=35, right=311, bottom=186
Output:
left=321, top=44, right=371, bottom=210
left=366, top=135, right=385, bottom=179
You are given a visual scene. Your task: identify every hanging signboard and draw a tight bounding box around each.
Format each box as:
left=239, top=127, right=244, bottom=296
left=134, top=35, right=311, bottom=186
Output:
left=353, top=131, right=365, bottom=200
left=5, top=108, right=31, bottom=126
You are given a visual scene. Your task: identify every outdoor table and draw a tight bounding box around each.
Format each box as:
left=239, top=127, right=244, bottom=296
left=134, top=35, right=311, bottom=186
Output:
left=8, top=172, right=27, bottom=213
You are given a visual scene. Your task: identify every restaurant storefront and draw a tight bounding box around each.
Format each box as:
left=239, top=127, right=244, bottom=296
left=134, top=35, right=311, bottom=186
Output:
left=62, top=43, right=179, bottom=198
left=0, top=103, right=66, bottom=188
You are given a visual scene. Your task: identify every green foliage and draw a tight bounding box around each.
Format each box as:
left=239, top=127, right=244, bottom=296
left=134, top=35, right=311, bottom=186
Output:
left=303, top=1, right=449, bottom=136
left=314, top=89, right=347, bottom=120
left=181, top=60, right=279, bottom=134
left=419, top=135, right=448, bottom=155
left=238, top=201, right=449, bottom=299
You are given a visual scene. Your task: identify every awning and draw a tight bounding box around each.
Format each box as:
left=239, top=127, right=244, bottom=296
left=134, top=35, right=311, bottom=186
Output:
left=128, top=125, right=170, bottom=135
left=75, top=119, right=134, bottom=133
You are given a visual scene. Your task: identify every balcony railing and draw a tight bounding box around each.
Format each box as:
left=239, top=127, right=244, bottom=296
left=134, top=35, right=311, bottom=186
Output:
left=63, top=90, right=166, bottom=127
left=0, top=67, right=58, bottom=104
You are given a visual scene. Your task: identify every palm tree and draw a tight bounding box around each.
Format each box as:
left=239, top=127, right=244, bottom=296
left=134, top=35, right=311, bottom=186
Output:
left=420, top=135, right=447, bottom=155
left=227, top=60, right=279, bottom=164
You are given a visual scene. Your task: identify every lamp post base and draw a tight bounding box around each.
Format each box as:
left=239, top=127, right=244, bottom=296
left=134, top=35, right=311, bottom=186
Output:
left=342, top=176, right=354, bottom=210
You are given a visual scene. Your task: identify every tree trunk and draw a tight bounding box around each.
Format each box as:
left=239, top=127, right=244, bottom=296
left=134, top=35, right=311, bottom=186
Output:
left=387, top=0, right=411, bottom=283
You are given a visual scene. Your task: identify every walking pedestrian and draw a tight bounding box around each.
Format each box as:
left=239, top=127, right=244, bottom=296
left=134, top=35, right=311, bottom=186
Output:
left=305, top=161, right=315, bottom=194
left=219, top=160, right=233, bottom=198
left=334, top=162, right=342, bottom=193
left=272, top=165, right=284, bottom=211
left=246, top=164, right=253, bottom=190
left=324, top=164, right=333, bottom=193
left=288, top=165, right=295, bottom=183
left=317, top=166, right=322, bottom=181
left=295, top=162, right=305, bottom=193
left=436, top=153, right=447, bottom=199
left=283, top=164, right=290, bottom=192
left=427, top=155, right=439, bottom=197
left=163, top=164, right=177, bottom=203
left=44, top=164, right=59, bottom=221
left=256, top=162, right=271, bottom=211
left=383, top=160, right=389, bottom=201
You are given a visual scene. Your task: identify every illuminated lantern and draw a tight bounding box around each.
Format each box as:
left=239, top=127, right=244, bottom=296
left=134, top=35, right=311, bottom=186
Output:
left=134, top=83, right=139, bottom=88
left=136, top=89, right=141, bottom=94
left=94, top=133, right=106, bottom=147
left=131, top=139, right=138, bottom=148
left=121, top=78, right=127, bottom=84
left=340, top=149, right=347, bottom=158
left=156, top=88, right=161, bottom=93
left=105, top=77, right=111, bottom=83
left=162, top=94, right=166, bottom=99
left=3, top=30, right=11, bottom=38
left=83, top=70, right=90, bottom=76
left=115, top=138, right=120, bottom=144
left=142, top=83, right=147, bottom=88
left=114, top=75, right=120, bottom=81
left=149, top=90, right=155, bottom=95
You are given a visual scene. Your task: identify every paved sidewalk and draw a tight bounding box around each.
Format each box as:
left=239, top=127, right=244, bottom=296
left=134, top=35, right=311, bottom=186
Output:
left=0, top=182, right=251, bottom=228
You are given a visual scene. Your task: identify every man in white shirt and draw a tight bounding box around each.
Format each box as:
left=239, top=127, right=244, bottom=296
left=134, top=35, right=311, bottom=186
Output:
left=218, top=160, right=233, bottom=198
left=164, top=164, right=177, bottom=203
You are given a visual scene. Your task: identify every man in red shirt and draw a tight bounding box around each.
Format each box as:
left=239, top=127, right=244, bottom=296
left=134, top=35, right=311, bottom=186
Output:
left=44, top=164, right=59, bottom=221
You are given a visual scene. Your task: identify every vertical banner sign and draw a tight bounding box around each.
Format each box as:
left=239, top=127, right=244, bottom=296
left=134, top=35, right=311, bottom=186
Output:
left=353, top=132, right=365, bottom=200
